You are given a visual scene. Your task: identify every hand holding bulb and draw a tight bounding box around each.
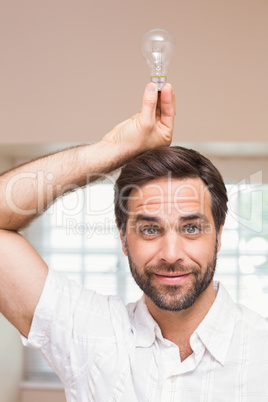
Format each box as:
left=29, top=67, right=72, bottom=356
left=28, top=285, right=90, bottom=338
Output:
left=102, top=82, right=175, bottom=152
left=102, top=29, right=176, bottom=153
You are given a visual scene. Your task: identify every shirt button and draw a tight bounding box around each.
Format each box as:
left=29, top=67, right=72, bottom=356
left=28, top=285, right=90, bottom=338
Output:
left=170, top=375, right=176, bottom=383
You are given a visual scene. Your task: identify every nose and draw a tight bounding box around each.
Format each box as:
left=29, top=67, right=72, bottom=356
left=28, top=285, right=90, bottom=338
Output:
left=158, top=231, right=185, bottom=264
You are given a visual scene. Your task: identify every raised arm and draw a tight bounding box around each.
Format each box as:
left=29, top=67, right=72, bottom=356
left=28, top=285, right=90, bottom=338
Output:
left=0, top=83, right=175, bottom=230
left=0, top=82, right=175, bottom=337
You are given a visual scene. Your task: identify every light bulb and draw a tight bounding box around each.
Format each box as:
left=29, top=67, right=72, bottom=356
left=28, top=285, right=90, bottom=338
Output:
left=141, top=28, right=175, bottom=91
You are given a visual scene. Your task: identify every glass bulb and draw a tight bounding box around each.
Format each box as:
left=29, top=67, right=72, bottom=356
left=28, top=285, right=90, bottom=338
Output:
left=141, top=28, right=175, bottom=90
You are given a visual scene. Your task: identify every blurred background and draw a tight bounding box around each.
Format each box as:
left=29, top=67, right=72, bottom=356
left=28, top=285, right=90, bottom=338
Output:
left=0, top=1, right=268, bottom=401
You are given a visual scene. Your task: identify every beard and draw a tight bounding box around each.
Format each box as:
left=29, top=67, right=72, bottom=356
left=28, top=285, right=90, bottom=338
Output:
left=125, top=241, right=218, bottom=312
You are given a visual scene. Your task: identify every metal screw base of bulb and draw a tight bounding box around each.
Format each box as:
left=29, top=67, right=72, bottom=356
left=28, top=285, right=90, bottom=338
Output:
left=151, top=76, right=166, bottom=91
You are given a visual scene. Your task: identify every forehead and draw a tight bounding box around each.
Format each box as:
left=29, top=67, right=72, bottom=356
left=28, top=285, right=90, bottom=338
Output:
left=128, top=177, right=213, bottom=218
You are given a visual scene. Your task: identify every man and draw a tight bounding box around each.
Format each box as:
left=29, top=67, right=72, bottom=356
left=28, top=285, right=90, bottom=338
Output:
left=0, top=82, right=267, bottom=401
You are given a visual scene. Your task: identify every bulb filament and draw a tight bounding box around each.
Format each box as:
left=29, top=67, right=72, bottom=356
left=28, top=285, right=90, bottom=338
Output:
left=152, top=47, right=162, bottom=76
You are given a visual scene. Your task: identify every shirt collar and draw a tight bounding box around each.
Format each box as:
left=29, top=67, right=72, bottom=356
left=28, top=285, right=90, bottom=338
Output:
left=194, top=281, right=236, bottom=365
left=129, top=294, right=158, bottom=348
left=130, top=281, right=236, bottom=364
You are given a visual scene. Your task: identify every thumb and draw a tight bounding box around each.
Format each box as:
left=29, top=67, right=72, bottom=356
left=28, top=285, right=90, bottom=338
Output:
left=139, top=83, right=158, bottom=124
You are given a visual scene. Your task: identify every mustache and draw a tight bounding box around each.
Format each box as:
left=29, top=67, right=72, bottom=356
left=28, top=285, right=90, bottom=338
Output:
left=144, top=262, right=199, bottom=275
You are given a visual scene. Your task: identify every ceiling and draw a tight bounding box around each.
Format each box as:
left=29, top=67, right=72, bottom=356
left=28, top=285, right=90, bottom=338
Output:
left=0, top=0, right=267, bottom=144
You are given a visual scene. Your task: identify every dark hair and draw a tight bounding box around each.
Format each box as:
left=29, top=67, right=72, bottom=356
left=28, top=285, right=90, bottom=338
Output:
left=114, top=146, right=228, bottom=234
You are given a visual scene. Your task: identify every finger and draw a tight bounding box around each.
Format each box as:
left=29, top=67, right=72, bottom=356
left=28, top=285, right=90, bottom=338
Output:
left=140, top=82, right=158, bottom=124
left=156, top=91, right=161, bottom=119
left=168, top=84, right=176, bottom=115
left=160, top=84, right=176, bottom=128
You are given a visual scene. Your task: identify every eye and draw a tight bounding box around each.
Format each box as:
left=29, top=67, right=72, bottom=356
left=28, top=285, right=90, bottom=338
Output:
left=182, top=224, right=201, bottom=236
left=140, top=225, right=161, bottom=237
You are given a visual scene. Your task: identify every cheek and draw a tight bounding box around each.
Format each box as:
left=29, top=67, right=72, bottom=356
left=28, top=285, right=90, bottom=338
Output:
left=126, top=236, right=159, bottom=265
left=184, top=237, right=216, bottom=265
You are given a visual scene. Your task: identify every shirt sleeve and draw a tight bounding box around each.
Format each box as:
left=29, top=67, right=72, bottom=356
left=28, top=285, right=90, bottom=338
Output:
left=20, top=268, right=129, bottom=385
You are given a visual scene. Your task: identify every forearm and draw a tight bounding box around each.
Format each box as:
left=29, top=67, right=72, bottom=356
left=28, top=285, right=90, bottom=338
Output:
left=0, top=140, right=131, bottom=231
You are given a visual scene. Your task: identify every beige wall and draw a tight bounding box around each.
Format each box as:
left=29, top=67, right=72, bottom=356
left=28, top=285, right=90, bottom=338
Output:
left=0, top=155, right=13, bottom=174
left=20, top=387, right=65, bottom=402
left=0, top=0, right=267, bottom=144
left=0, top=316, right=23, bottom=402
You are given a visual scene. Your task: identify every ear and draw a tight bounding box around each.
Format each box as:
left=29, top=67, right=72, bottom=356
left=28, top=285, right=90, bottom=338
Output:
left=216, top=225, right=224, bottom=252
left=116, top=220, right=128, bottom=256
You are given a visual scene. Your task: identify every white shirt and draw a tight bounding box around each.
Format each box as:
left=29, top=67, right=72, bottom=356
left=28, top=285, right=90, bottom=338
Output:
left=22, top=269, right=268, bottom=401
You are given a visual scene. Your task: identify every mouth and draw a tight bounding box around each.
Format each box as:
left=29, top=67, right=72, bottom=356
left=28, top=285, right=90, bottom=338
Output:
left=153, top=272, right=190, bottom=285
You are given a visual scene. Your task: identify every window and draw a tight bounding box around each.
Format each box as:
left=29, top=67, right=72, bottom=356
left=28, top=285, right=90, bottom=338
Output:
left=215, top=182, right=268, bottom=317
left=23, top=180, right=268, bottom=382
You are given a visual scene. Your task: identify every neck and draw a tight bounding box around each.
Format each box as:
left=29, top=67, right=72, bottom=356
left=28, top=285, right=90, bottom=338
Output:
left=145, top=282, right=216, bottom=359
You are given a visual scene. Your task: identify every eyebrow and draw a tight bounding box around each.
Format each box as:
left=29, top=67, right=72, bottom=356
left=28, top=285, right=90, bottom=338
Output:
left=134, top=214, right=160, bottom=224
left=133, top=213, right=209, bottom=225
left=180, top=213, right=209, bottom=224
